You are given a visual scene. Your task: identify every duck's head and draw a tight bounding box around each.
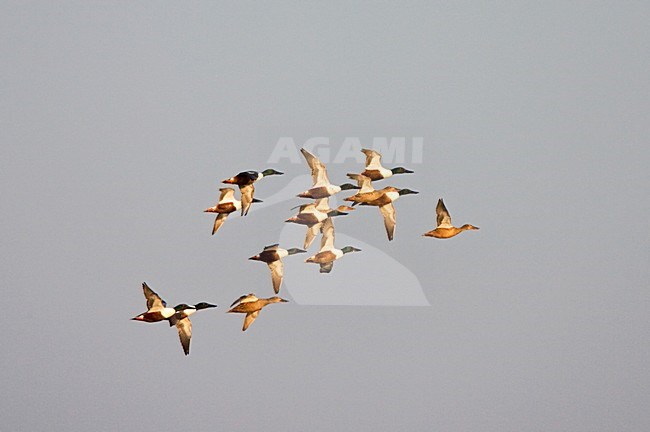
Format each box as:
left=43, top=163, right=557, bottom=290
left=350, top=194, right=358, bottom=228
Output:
left=398, top=188, right=419, bottom=196
left=326, top=209, right=348, bottom=217
left=287, top=248, right=307, bottom=255
left=391, top=167, right=414, bottom=175
left=341, top=246, right=362, bottom=254
left=461, top=224, right=480, bottom=231
left=269, top=297, right=289, bottom=303
left=261, top=169, right=284, bottom=177
left=194, top=302, right=218, bottom=310
left=339, top=183, right=360, bottom=191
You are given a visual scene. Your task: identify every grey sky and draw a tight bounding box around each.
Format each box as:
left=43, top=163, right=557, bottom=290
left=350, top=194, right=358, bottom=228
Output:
left=1, top=1, right=649, bottom=431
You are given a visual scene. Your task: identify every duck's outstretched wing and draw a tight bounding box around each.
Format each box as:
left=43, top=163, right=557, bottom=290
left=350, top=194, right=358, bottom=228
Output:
left=380, top=203, right=397, bottom=241
left=314, top=198, right=331, bottom=212
left=240, top=184, right=255, bottom=216
left=218, top=187, right=236, bottom=201
left=304, top=224, right=320, bottom=249
left=142, top=282, right=166, bottom=311
left=346, top=173, right=374, bottom=193
left=243, top=311, right=260, bottom=331
left=268, top=260, right=284, bottom=294
left=436, top=199, right=453, bottom=228
left=361, top=148, right=383, bottom=168
left=212, top=213, right=229, bottom=235
left=176, top=317, right=192, bottom=356
left=319, top=217, right=336, bottom=251
left=301, top=148, right=330, bottom=186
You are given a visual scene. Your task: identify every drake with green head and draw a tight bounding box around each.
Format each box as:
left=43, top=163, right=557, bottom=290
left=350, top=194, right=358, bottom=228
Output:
left=297, top=148, right=359, bottom=199
left=357, top=148, right=414, bottom=181
left=344, top=185, right=419, bottom=241
left=204, top=187, right=262, bottom=235
left=305, top=217, right=362, bottom=273
left=222, top=169, right=283, bottom=216
left=249, top=244, right=307, bottom=294
left=132, top=283, right=217, bottom=356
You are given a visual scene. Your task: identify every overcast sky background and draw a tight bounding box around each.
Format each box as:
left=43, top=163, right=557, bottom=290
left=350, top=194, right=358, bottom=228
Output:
left=1, top=2, right=649, bottom=431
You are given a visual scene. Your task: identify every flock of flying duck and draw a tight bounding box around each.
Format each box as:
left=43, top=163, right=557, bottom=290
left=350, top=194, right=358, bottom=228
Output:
left=132, top=148, right=479, bottom=355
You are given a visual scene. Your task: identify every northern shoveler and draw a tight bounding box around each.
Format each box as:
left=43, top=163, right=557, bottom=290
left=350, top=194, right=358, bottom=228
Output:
left=132, top=283, right=217, bottom=355
left=343, top=176, right=418, bottom=241
left=423, top=198, right=479, bottom=239
left=285, top=202, right=348, bottom=227
left=227, top=294, right=288, bottom=331
left=222, top=169, right=283, bottom=216
left=204, top=187, right=262, bottom=235
left=305, top=217, right=361, bottom=273
left=249, top=244, right=306, bottom=294
left=297, top=148, right=357, bottom=199
left=352, top=148, right=413, bottom=181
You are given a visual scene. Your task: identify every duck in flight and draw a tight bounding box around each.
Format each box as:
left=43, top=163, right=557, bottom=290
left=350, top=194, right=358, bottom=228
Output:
left=285, top=201, right=348, bottom=227
left=344, top=174, right=418, bottom=241
left=353, top=148, right=413, bottom=181
left=305, top=217, right=361, bottom=273
left=227, top=293, right=288, bottom=331
left=222, top=169, right=283, bottom=216
left=204, top=187, right=262, bottom=235
left=249, top=244, right=307, bottom=294
left=131, top=282, right=217, bottom=355
left=423, top=198, right=479, bottom=239
left=297, top=148, right=358, bottom=199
